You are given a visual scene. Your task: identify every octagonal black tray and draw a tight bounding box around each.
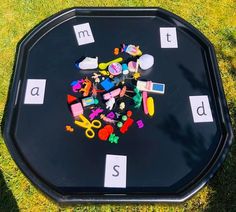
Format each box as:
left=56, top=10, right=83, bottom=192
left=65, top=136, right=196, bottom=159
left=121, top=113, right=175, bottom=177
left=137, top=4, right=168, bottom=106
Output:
left=3, top=7, right=233, bottom=203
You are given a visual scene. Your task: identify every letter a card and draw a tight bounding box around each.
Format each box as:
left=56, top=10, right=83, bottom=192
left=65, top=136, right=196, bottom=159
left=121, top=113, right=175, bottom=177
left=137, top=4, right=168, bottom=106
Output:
left=24, top=79, right=46, bottom=104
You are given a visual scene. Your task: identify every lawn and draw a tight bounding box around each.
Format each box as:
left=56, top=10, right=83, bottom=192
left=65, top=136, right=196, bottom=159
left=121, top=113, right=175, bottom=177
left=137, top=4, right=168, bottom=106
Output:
left=0, top=0, right=235, bottom=211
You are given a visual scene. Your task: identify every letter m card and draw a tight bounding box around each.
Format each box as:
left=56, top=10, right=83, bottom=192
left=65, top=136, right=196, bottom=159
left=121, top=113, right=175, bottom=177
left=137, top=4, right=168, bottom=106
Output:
left=73, top=23, right=95, bottom=46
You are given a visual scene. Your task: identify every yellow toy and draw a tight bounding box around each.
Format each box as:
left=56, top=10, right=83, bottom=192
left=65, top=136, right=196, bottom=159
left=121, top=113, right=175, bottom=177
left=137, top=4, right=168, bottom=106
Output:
left=74, top=114, right=102, bottom=138
left=147, top=97, right=155, bottom=116
left=98, top=57, right=123, bottom=70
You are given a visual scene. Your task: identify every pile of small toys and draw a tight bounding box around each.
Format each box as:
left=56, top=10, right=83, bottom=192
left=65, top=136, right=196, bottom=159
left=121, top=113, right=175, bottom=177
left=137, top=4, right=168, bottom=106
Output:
left=66, top=44, right=165, bottom=144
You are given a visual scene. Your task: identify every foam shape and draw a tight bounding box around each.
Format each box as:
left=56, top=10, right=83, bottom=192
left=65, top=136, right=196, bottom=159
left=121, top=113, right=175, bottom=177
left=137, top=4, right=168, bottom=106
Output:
left=67, top=95, right=77, bottom=104
left=100, top=78, right=115, bottom=91
left=71, top=102, right=83, bottom=117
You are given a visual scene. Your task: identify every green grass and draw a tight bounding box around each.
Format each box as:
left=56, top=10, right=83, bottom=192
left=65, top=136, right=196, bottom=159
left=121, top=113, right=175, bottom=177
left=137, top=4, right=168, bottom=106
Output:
left=0, top=0, right=235, bottom=211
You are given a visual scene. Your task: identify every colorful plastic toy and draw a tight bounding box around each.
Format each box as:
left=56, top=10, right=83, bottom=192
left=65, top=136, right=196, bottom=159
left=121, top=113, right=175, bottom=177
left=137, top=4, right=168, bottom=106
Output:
left=71, top=102, right=83, bottom=118
left=82, top=96, right=96, bottom=107
left=114, top=44, right=142, bottom=56
left=100, top=78, right=115, bottom=91
left=67, top=43, right=165, bottom=143
left=119, top=102, right=125, bottom=110
left=89, top=108, right=104, bottom=121
left=80, top=78, right=92, bottom=96
left=142, top=91, right=148, bottom=115
left=122, top=64, right=129, bottom=75
left=147, top=97, right=155, bottom=116
left=128, top=61, right=138, bottom=72
left=132, top=88, right=142, bottom=108
left=136, top=80, right=165, bottom=94
left=74, top=114, right=101, bottom=139
left=136, top=120, right=144, bottom=128
left=103, top=88, right=121, bottom=100
left=65, top=125, right=74, bottom=132
left=120, top=118, right=134, bottom=134
left=105, top=97, right=115, bottom=110
left=138, top=54, right=154, bottom=70
left=91, top=73, right=101, bottom=83
left=98, top=125, right=114, bottom=141
left=67, top=95, right=77, bottom=104
left=108, top=62, right=122, bottom=76
left=71, top=79, right=84, bottom=92
left=98, top=57, right=123, bottom=70
left=109, top=133, right=119, bottom=144
left=100, top=114, right=116, bottom=124
left=107, top=112, right=115, bottom=119
left=76, top=57, right=98, bottom=70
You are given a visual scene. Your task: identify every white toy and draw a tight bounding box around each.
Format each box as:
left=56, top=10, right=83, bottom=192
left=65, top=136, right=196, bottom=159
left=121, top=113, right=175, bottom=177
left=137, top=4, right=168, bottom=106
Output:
left=78, top=57, right=98, bottom=70
left=138, top=54, right=154, bottom=70
left=105, top=97, right=115, bottom=110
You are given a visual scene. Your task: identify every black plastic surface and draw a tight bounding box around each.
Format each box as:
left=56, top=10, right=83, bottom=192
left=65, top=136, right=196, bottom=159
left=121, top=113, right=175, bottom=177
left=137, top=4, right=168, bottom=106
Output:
left=3, top=8, right=233, bottom=202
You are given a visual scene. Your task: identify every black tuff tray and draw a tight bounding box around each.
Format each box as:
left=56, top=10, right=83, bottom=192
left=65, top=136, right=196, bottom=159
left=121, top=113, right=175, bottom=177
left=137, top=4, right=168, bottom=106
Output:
left=3, top=7, right=233, bottom=203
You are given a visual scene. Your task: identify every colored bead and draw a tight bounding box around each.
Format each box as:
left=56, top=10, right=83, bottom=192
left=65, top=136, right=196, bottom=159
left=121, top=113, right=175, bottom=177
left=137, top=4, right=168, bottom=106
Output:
left=122, top=115, right=127, bottom=121
left=94, top=98, right=99, bottom=104
left=127, top=110, right=132, bottom=117
left=117, top=122, right=123, bottom=128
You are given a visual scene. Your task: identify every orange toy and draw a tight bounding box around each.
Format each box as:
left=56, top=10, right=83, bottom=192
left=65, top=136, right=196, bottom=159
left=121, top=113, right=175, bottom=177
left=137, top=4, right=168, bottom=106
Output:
left=80, top=77, right=92, bottom=97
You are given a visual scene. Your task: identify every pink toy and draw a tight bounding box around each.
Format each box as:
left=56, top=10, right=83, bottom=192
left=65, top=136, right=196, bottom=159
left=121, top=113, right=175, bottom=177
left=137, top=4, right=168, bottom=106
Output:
left=142, top=91, right=148, bottom=115
left=89, top=108, right=103, bottom=121
left=114, top=44, right=142, bottom=57
left=136, top=120, right=144, bottom=128
left=71, top=79, right=84, bottom=92
left=71, top=102, right=83, bottom=118
left=128, top=61, right=138, bottom=72
left=103, top=88, right=121, bottom=100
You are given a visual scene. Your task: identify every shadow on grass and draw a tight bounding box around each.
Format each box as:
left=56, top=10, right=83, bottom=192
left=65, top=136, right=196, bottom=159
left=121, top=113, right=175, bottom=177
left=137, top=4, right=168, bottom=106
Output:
left=206, top=111, right=236, bottom=211
left=0, top=170, right=19, bottom=211
left=206, top=30, right=236, bottom=211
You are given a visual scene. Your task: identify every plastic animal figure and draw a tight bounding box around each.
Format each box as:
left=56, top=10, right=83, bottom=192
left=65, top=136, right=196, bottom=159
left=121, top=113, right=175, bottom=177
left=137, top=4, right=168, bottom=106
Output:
left=80, top=77, right=92, bottom=97
left=71, top=79, right=84, bottom=92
